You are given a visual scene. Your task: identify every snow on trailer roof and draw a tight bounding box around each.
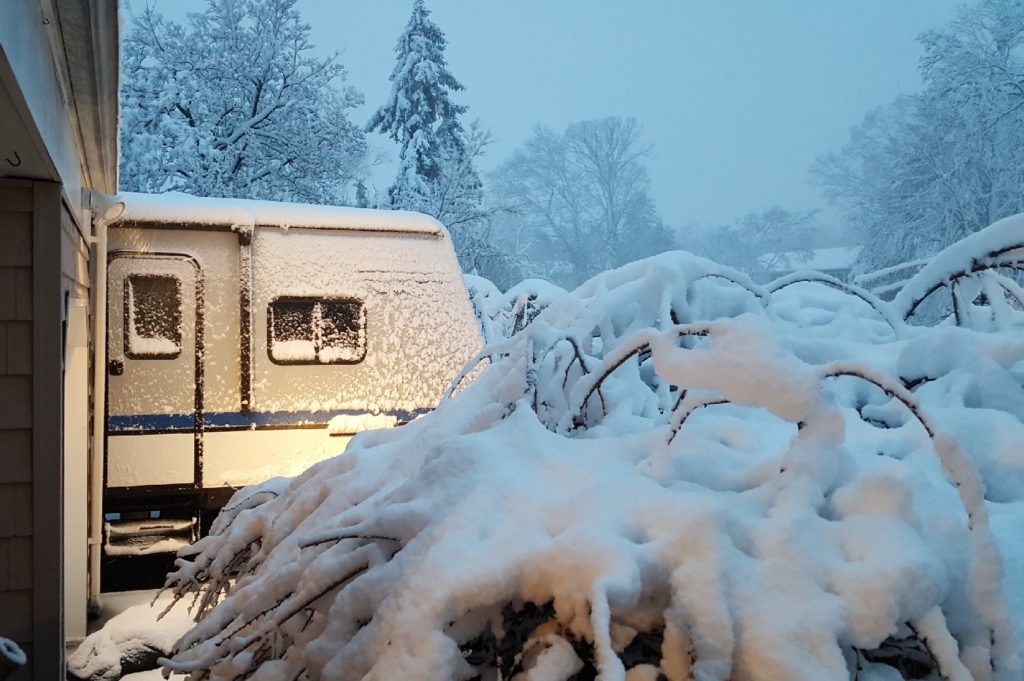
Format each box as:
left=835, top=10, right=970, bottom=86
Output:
left=111, top=191, right=445, bottom=236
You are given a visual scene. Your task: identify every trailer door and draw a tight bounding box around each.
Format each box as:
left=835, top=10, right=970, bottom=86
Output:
left=106, top=254, right=203, bottom=492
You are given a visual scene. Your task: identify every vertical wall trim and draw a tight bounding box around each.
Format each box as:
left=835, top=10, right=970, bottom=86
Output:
left=32, top=181, right=64, bottom=679
left=238, top=230, right=253, bottom=412
left=63, top=296, right=89, bottom=641
left=193, top=261, right=205, bottom=490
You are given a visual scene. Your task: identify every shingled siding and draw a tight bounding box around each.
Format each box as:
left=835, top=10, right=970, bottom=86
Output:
left=0, top=179, right=65, bottom=680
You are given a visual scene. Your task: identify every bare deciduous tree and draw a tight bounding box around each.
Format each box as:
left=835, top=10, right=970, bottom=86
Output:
left=814, top=0, right=1024, bottom=270
left=120, top=0, right=369, bottom=204
left=493, top=116, right=675, bottom=287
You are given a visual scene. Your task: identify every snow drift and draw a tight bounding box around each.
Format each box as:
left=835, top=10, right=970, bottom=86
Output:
left=67, top=593, right=194, bottom=680
left=151, top=221, right=1024, bottom=680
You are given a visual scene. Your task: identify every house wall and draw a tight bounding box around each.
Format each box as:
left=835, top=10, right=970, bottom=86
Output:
left=0, top=179, right=71, bottom=680
left=1, top=0, right=117, bottom=674
left=0, top=181, right=36, bottom=679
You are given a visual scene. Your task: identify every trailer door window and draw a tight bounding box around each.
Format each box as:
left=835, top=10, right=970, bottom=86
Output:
left=125, top=274, right=182, bottom=359
left=269, top=298, right=366, bottom=364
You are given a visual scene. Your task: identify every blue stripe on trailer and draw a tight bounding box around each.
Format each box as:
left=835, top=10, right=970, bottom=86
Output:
left=107, top=408, right=427, bottom=433
left=107, top=413, right=195, bottom=431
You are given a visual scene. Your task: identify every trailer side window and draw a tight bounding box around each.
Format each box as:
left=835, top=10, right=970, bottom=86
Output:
left=268, top=298, right=366, bottom=364
left=125, top=274, right=182, bottom=359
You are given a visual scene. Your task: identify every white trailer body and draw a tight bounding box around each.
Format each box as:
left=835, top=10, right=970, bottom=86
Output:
left=102, top=192, right=481, bottom=543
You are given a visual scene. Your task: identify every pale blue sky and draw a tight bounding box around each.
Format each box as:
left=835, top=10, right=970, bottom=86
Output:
left=133, top=0, right=966, bottom=235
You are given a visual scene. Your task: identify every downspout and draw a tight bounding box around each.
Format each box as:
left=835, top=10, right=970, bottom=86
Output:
left=86, top=191, right=124, bottom=613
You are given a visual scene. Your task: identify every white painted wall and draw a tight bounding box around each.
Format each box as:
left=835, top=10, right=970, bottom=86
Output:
left=63, top=299, right=89, bottom=639
left=107, top=434, right=195, bottom=488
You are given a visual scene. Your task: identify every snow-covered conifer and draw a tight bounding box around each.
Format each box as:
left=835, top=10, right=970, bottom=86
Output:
left=366, top=1, right=518, bottom=282
left=367, top=0, right=469, bottom=204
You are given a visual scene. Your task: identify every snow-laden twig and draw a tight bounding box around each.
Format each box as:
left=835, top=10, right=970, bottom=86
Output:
left=667, top=394, right=732, bottom=444
left=766, top=270, right=903, bottom=333
left=894, top=214, right=1024, bottom=324
left=854, top=257, right=930, bottom=288
left=562, top=323, right=713, bottom=432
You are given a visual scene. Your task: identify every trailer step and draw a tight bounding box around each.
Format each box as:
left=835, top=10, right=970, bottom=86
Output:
left=104, top=518, right=196, bottom=557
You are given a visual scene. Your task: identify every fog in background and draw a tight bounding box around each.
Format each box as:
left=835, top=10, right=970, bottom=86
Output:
left=130, top=0, right=962, bottom=244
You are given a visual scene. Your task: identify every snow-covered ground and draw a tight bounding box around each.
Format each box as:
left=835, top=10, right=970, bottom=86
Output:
left=68, top=591, right=191, bottom=680
left=72, top=216, right=1024, bottom=680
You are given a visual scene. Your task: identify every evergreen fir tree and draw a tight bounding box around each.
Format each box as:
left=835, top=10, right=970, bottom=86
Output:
left=368, top=0, right=517, bottom=284
left=354, top=180, right=370, bottom=208
left=367, top=0, right=469, bottom=208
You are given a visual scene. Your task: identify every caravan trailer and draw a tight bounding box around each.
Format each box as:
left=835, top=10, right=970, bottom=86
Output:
left=99, top=192, right=482, bottom=556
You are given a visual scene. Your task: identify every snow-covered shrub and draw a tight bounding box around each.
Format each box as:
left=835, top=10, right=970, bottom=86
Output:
left=157, top=221, right=1024, bottom=681
left=463, top=274, right=571, bottom=344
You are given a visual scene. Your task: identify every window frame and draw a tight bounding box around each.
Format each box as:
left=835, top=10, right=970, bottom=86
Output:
left=266, top=296, right=367, bottom=366
left=123, top=273, right=183, bottom=360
